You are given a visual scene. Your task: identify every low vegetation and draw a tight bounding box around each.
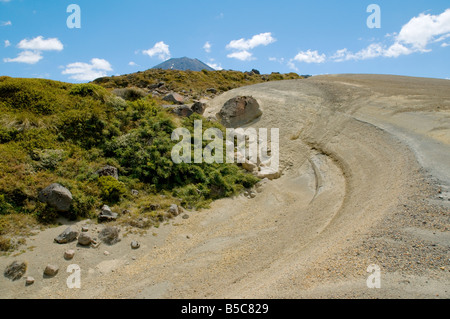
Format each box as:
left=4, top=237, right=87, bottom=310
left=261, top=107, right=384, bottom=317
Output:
left=93, top=69, right=302, bottom=99
left=1, top=69, right=296, bottom=253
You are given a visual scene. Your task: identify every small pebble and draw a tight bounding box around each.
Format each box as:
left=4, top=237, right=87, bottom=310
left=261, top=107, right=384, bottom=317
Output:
left=44, top=264, right=59, bottom=277
left=104, top=251, right=110, bottom=256
left=81, top=226, right=89, bottom=232
left=131, top=241, right=140, bottom=250
left=25, top=277, right=35, bottom=286
left=182, top=214, right=190, bottom=220
left=64, top=250, right=75, bottom=260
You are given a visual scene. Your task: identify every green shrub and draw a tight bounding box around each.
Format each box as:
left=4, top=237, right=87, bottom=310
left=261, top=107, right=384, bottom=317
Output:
left=98, top=176, right=126, bottom=203
left=69, top=83, right=107, bottom=100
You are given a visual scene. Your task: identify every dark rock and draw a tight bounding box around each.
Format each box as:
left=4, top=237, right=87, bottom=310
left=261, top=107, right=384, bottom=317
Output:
left=54, top=227, right=79, bottom=244
left=38, top=183, right=73, bottom=212
left=217, top=96, right=262, bottom=128
left=96, top=166, right=119, bottom=180
left=173, top=105, right=193, bottom=117
left=163, top=92, right=185, bottom=104
left=4, top=261, right=27, bottom=281
left=206, top=88, right=218, bottom=94
left=191, top=101, right=207, bottom=115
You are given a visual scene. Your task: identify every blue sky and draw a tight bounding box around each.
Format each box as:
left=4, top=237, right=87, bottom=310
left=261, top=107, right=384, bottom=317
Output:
left=1, top=0, right=449, bottom=82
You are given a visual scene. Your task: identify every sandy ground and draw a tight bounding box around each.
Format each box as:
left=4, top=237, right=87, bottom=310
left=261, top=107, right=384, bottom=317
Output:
left=1, top=74, right=449, bottom=299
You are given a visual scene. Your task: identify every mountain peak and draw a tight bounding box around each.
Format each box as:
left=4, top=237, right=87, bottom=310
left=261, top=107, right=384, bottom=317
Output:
left=152, top=57, right=215, bottom=72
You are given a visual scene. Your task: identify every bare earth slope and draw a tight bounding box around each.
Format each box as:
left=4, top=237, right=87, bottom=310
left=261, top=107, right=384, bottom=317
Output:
left=1, top=74, right=449, bottom=299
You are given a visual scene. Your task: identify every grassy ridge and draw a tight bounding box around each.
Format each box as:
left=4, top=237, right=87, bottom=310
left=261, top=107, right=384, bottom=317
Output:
left=93, top=69, right=302, bottom=98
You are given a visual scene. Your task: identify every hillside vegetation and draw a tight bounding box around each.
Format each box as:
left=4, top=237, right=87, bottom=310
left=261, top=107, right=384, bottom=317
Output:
left=0, top=72, right=276, bottom=253
left=93, top=69, right=302, bottom=99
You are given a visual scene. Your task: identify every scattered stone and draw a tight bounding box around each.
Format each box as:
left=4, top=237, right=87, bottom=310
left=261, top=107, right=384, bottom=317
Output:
left=131, top=189, right=139, bottom=196
left=182, top=214, right=190, bottom=220
left=104, top=251, right=110, bottom=256
left=217, top=96, right=262, bottom=128
left=38, top=183, right=73, bottom=212
left=44, top=264, right=59, bottom=277
left=96, top=165, right=119, bottom=180
left=206, top=88, right=218, bottom=94
left=64, top=250, right=75, bottom=260
left=25, top=276, right=35, bottom=286
left=78, top=233, right=93, bottom=246
left=168, top=204, right=180, bottom=216
left=257, top=167, right=281, bottom=180
left=250, top=192, right=257, bottom=199
left=98, top=205, right=118, bottom=223
left=242, top=160, right=257, bottom=173
left=99, top=226, right=121, bottom=245
left=54, top=227, right=79, bottom=244
left=131, top=241, right=140, bottom=250
left=81, top=226, right=89, bottom=232
left=4, top=261, right=27, bottom=281
left=163, top=92, right=185, bottom=104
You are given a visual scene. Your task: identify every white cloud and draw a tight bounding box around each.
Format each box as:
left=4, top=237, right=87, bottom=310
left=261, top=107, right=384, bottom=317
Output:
left=143, top=41, right=171, bottom=61
left=227, top=50, right=254, bottom=61
left=62, top=58, right=112, bottom=81
left=293, top=50, right=326, bottom=63
left=0, top=20, right=11, bottom=26
left=226, top=32, right=276, bottom=51
left=128, top=61, right=138, bottom=66
left=207, top=60, right=223, bottom=70
left=287, top=60, right=299, bottom=72
left=4, top=51, right=43, bottom=64
left=226, top=32, right=276, bottom=61
left=4, top=40, right=10, bottom=47
left=396, top=9, right=450, bottom=51
left=203, top=41, right=211, bottom=53
left=17, top=36, right=63, bottom=51
left=330, top=9, right=450, bottom=63
left=442, top=42, right=450, bottom=47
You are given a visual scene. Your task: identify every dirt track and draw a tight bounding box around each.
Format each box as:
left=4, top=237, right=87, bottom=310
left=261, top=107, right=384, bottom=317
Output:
left=1, top=74, right=449, bottom=299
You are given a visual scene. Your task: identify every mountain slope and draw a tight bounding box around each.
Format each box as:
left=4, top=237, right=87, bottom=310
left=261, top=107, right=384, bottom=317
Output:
left=152, top=57, right=215, bottom=71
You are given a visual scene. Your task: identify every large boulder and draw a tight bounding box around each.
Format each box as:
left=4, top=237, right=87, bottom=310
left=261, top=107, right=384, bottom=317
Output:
left=163, top=92, right=185, bottom=104
left=38, top=184, right=73, bottom=212
left=217, top=96, right=262, bottom=128
left=96, top=165, right=119, bottom=180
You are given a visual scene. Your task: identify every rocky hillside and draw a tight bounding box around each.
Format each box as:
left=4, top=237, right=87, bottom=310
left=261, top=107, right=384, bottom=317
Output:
left=0, top=76, right=261, bottom=254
